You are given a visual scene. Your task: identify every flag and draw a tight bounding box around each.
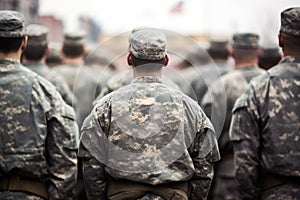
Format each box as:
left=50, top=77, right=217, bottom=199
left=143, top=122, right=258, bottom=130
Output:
left=170, top=1, right=184, bottom=14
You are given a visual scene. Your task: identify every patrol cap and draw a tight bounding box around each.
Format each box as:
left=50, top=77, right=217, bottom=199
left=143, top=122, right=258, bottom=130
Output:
left=0, top=10, right=25, bottom=38
left=63, top=32, right=85, bottom=46
left=280, top=7, right=300, bottom=36
left=26, top=24, right=48, bottom=45
left=208, top=40, right=229, bottom=50
left=129, top=28, right=167, bottom=61
left=232, top=33, right=259, bottom=49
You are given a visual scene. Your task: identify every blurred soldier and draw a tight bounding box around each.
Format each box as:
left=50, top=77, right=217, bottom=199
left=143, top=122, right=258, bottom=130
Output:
left=45, top=47, right=63, bottom=67
left=202, top=33, right=265, bottom=200
left=54, top=32, right=101, bottom=127
left=230, top=7, right=300, bottom=199
left=78, top=27, right=220, bottom=200
left=193, top=39, right=233, bottom=105
left=0, top=11, right=78, bottom=199
left=258, top=46, right=282, bottom=70
left=22, top=24, right=76, bottom=106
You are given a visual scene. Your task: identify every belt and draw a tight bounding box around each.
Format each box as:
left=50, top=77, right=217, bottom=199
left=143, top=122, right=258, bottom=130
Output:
left=0, top=175, right=48, bottom=199
left=261, top=173, right=300, bottom=192
left=107, top=175, right=189, bottom=200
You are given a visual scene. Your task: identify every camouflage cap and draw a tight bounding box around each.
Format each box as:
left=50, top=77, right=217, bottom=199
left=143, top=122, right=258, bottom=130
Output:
left=280, top=7, right=300, bottom=36
left=208, top=39, right=229, bottom=50
left=63, top=32, right=85, bottom=46
left=0, top=10, right=25, bottom=38
left=129, top=28, right=167, bottom=61
left=26, top=24, right=48, bottom=45
left=232, top=33, right=260, bottom=49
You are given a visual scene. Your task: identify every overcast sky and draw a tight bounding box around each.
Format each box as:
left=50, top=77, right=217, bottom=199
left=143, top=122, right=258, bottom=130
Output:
left=39, top=0, right=300, bottom=45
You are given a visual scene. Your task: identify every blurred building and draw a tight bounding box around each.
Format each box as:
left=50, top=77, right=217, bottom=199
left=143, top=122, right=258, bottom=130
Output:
left=0, top=0, right=39, bottom=24
left=39, top=15, right=64, bottom=43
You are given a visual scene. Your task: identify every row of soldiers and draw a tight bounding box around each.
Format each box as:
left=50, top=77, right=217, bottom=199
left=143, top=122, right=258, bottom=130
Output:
left=0, top=6, right=299, bottom=200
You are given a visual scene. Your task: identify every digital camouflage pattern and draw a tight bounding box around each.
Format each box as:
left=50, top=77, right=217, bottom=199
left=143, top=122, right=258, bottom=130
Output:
left=229, top=56, right=300, bottom=199
left=25, top=63, right=76, bottom=106
left=94, top=69, right=180, bottom=103
left=129, top=28, right=167, bottom=61
left=54, top=63, right=102, bottom=127
left=79, top=76, right=220, bottom=200
left=280, top=7, right=300, bottom=36
left=0, top=58, right=78, bottom=199
left=232, top=33, right=259, bottom=49
left=26, top=24, right=48, bottom=45
left=0, top=10, right=25, bottom=38
left=201, top=65, right=264, bottom=199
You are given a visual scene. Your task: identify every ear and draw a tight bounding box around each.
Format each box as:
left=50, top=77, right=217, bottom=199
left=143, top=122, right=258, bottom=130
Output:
left=45, top=45, right=50, bottom=56
left=257, top=48, right=263, bottom=58
left=21, top=36, right=28, bottom=51
left=127, top=53, right=133, bottom=66
left=163, top=54, right=169, bottom=66
left=229, top=47, right=234, bottom=58
left=278, top=32, right=283, bottom=48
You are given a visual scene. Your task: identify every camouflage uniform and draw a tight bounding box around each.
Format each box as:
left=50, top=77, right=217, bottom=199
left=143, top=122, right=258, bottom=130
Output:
left=0, top=11, right=78, bottom=200
left=79, top=28, right=220, bottom=200
left=25, top=63, right=76, bottom=106
left=23, top=24, right=76, bottom=106
left=94, top=69, right=180, bottom=103
left=201, top=33, right=265, bottom=200
left=230, top=7, right=300, bottom=199
left=54, top=33, right=102, bottom=127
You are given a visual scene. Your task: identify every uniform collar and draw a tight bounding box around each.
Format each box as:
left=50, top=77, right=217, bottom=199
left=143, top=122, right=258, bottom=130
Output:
left=0, top=58, right=22, bottom=71
left=132, top=76, right=163, bottom=84
left=280, top=56, right=300, bottom=64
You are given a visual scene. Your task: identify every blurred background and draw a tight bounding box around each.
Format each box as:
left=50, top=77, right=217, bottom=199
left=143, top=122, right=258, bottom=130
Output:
left=0, top=0, right=299, bottom=67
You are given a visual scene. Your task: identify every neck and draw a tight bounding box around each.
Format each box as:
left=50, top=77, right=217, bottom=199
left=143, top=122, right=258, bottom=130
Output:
left=282, top=48, right=300, bottom=57
left=235, top=60, right=257, bottom=68
left=22, top=57, right=45, bottom=65
left=63, top=57, right=84, bottom=65
left=0, top=51, right=21, bottom=61
left=133, top=70, right=162, bottom=78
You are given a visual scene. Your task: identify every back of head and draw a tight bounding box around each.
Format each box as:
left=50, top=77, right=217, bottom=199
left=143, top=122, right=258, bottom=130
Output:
left=62, top=32, right=85, bottom=58
left=231, top=33, right=260, bottom=62
left=45, top=47, right=62, bottom=67
left=259, top=46, right=282, bottom=70
left=129, top=27, right=167, bottom=73
left=280, top=7, right=300, bottom=51
left=23, top=24, right=48, bottom=61
left=207, top=39, right=230, bottom=61
left=0, top=10, right=25, bottom=54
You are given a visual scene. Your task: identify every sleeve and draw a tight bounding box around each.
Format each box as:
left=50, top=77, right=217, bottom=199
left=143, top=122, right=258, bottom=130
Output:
left=229, top=87, right=261, bottom=199
left=80, top=145, right=108, bottom=200
left=78, top=98, right=111, bottom=199
left=46, top=90, right=79, bottom=199
left=189, top=111, right=220, bottom=200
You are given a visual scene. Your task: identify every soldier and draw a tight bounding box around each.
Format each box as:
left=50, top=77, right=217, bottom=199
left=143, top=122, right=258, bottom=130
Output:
left=78, top=27, right=220, bottom=200
left=230, top=7, right=300, bottom=199
left=0, top=11, right=78, bottom=199
left=201, top=33, right=265, bottom=199
left=193, top=39, right=233, bottom=106
left=22, top=24, right=76, bottom=106
left=258, top=46, right=282, bottom=70
left=45, top=46, right=63, bottom=67
left=54, top=32, right=101, bottom=127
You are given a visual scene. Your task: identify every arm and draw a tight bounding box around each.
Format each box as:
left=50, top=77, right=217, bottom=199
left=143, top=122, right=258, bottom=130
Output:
left=46, top=97, right=79, bottom=200
left=230, top=101, right=261, bottom=199
left=189, top=120, right=220, bottom=199
left=80, top=145, right=108, bottom=200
